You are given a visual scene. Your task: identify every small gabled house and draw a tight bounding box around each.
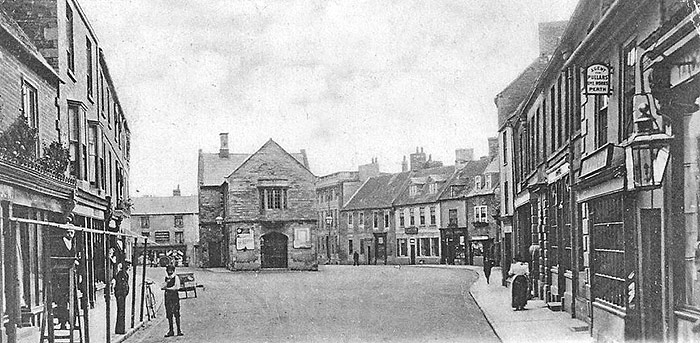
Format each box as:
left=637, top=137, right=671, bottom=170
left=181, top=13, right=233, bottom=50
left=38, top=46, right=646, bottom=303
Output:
left=437, top=158, right=490, bottom=265
left=340, top=172, right=410, bottom=265
left=464, top=157, right=500, bottom=266
left=223, top=139, right=317, bottom=271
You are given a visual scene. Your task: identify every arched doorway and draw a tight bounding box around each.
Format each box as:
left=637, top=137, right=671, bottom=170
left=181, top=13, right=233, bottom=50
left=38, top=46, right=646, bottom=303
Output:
left=261, top=232, right=288, bottom=268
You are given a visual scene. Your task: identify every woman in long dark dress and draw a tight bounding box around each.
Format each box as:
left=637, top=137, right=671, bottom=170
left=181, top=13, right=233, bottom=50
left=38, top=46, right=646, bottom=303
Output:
left=509, top=255, right=530, bottom=310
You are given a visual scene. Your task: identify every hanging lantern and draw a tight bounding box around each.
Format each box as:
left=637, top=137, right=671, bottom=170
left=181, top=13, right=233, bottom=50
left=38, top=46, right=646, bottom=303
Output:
left=624, top=94, right=673, bottom=190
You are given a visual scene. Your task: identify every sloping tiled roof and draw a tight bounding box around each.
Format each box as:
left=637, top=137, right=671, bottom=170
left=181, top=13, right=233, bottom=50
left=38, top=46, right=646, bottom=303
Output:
left=438, top=159, right=491, bottom=201
left=198, top=149, right=308, bottom=186
left=199, top=153, right=249, bottom=186
left=495, top=58, right=548, bottom=127
left=343, top=172, right=411, bottom=211
left=0, top=9, right=59, bottom=82
left=131, top=195, right=198, bottom=215
left=394, top=165, right=456, bottom=206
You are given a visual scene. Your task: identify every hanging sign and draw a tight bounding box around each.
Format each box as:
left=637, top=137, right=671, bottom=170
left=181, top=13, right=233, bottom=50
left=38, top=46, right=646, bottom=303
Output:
left=586, top=64, right=611, bottom=95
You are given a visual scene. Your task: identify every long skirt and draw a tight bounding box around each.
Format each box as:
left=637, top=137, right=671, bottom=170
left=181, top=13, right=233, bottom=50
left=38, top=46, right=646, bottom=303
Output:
left=511, top=275, right=529, bottom=309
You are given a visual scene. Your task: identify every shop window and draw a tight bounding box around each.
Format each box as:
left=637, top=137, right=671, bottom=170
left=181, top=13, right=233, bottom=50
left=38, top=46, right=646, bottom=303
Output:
left=420, top=238, right=430, bottom=256
left=431, top=238, right=439, bottom=256
left=397, top=239, right=408, bottom=257
left=590, top=195, right=625, bottom=308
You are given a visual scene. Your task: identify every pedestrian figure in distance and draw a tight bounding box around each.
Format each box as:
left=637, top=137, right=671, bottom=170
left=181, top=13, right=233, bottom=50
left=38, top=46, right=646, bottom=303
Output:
left=114, top=262, right=130, bottom=334
left=508, top=255, right=530, bottom=311
left=353, top=251, right=360, bottom=266
left=162, top=265, right=183, bottom=337
left=483, top=258, right=492, bottom=284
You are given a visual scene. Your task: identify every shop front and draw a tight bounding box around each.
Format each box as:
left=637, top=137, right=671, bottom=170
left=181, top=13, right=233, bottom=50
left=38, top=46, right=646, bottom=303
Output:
left=440, top=227, right=468, bottom=265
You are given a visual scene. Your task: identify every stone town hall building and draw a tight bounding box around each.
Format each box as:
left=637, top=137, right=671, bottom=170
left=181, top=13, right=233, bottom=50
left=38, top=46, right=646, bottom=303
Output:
left=198, top=134, right=318, bottom=270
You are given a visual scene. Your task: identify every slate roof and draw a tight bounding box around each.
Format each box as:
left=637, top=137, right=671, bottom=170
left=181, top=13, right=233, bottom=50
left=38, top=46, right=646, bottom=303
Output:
left=131, top=195, right=198, bottom=215
left=495, top=58, right=549, bottom=127
left=438, top=159, right=491, bottom=201
left=198, top=146, right=308, bottom=186
left=342, top=172, right=411, bottom=211
left=394, top=165, right=456, bottom=206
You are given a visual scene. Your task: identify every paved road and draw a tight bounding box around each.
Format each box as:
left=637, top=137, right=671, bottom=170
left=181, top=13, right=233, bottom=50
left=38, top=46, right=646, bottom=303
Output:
left=128, top=265, right=498, bottom=343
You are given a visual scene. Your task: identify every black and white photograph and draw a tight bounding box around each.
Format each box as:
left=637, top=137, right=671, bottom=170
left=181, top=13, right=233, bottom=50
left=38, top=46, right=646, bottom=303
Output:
left=0, top=0, right=699, bottom=342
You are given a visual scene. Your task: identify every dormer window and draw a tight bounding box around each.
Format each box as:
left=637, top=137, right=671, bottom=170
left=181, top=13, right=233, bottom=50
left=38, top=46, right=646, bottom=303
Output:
left=485, top=174, right=492, bottom=189
left=475, top=176, right=482, bottom=189
left=429, top=183, right=438, bottom=194
left=409, top=185, right=418, bottom=196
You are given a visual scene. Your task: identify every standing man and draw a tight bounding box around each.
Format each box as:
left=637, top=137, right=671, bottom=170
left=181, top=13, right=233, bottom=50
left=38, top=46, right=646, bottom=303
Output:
left=114, top=262, right=130, bottom=334
left=52, top=226, right=77, bottom=330
left=162, top=265, right=183, bottom=337
left=353, top=251, right=360, bottom=266
left=483, top=258, right=493, bottom=284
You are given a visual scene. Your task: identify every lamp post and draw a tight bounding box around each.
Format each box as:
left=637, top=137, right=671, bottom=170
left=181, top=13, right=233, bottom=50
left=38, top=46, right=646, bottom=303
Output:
left=325, top=214, right=332, bottom=262
left=624, top=95, right=673, bottom=191
left=215, top=216, right=224, bottom=267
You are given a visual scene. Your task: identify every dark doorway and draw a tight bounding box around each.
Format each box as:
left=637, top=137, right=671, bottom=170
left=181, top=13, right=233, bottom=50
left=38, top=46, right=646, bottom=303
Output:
left=409, top=244, right=416, bottom=265
left=261, top=232, right=288, bottom=268
left=208, top=240, right=222, bottom=267
left=367, top=246, right=372, bottom=265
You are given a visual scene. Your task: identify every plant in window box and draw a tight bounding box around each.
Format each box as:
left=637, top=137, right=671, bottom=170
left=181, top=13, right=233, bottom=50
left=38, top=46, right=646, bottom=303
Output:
left=38, top=141, right=70, bottom=175
left=0, top=114, right=38, bottom=162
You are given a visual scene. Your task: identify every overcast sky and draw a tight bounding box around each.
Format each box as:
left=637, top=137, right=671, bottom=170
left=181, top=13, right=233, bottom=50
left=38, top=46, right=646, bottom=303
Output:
left=80, top=0, right=578, bottom=197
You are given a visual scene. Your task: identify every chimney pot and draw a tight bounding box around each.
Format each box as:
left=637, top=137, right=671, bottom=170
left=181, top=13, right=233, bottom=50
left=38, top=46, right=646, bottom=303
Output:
left=219, top=133, right=230, bottom=158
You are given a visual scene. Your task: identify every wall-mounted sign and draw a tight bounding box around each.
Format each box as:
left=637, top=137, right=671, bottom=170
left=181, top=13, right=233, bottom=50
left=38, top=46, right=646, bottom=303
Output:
left=405, top=227, right=418, bottom=235
left=236, top=228, right=255, bottom=250
left=586, top=64, right=611, bottom=95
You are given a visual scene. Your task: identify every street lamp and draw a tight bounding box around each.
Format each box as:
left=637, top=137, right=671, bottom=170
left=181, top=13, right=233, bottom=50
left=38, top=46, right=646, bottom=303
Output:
left=624, top=94, right=673, bottom=190
left=325, top=215, right=332, bottom=261
left=215, top=216, right=224, bottom=266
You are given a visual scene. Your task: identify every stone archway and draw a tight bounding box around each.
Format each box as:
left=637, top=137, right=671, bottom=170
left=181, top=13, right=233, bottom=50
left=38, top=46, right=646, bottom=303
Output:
left=260, top=232, right=288, bottom=268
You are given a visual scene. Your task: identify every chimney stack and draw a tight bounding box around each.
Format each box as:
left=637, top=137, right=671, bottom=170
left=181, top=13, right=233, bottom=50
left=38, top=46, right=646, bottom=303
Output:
left=219, top=133, right=229, bottom=158
left=488, top=137, right=499, bottom=159
left=455, top=148, right=474, bottom=166
left=358, top=158, right=380, bottom=182
left=173, top=185, right=181, bottom=196
left=402, top=156, right=408, bottom=172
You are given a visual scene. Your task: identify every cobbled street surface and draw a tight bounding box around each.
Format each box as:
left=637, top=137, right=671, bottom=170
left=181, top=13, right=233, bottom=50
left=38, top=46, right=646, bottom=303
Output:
left=129, top=265, right=498, bottom=343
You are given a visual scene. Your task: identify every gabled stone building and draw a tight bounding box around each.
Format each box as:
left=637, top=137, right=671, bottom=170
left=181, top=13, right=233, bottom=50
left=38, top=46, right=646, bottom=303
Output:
left=197, top=135, right=316, bottom=270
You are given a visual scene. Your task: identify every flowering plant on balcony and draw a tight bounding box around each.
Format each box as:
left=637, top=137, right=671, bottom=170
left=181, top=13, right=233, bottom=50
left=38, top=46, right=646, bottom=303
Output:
left=0, top=115, right=70, bottom=177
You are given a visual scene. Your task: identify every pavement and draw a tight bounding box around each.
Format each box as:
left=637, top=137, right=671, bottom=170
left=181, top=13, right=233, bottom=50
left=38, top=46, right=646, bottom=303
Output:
left=18, top=266, right=161, bottom=343
left=463, top=265, right=593, bottom=343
